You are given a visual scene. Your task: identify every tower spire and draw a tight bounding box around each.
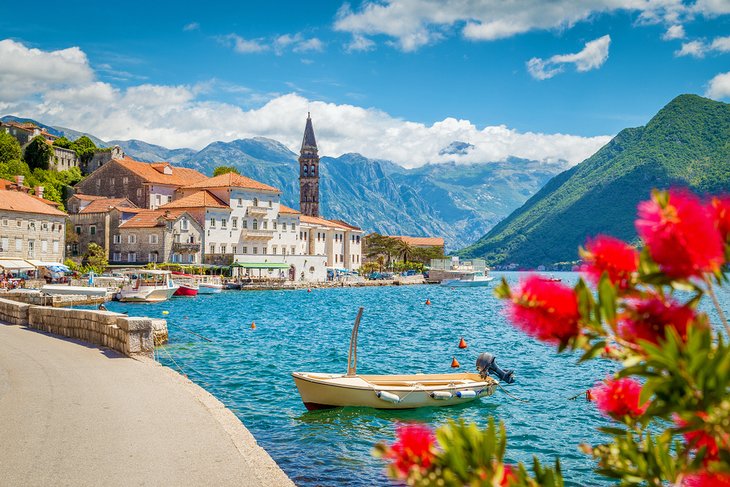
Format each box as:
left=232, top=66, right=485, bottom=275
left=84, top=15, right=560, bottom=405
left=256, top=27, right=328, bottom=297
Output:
left=299, top=113, right=320, bottom=217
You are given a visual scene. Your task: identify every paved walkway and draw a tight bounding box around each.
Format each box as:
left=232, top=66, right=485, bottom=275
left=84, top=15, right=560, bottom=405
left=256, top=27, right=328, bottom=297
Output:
left=0, top=324, right=295, bottom=487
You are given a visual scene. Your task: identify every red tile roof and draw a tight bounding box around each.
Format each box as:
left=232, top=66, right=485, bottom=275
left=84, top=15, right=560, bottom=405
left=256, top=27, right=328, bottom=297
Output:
left=160, top=190, right=228, bottom=209
left=0, top=189, right=66, bottom=216
left=79, top=198, right=138, bottom=214
left=114, top=158, right=207, bottom=186
left=389, top=235, right=445, bottom=247
left=0, top=179, right=13, bottom=190
left=300, top=215, right=356, bottom=231
left=119, top=209, right=186, bottom=228
left=182, top=172, right=279, bottom=193
left=71, top=194, right=106, bottom=201
left=278, top=204, right=301, bottom=215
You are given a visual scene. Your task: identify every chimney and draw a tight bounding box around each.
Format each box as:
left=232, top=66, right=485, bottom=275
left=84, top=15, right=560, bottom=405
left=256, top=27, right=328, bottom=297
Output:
left=35, top=186, right=44, bottom=199
left=15, top=175, right=24, bottom=188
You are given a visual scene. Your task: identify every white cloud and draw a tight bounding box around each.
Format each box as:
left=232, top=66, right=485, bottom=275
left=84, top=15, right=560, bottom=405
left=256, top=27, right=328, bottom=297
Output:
left=675, top=35, right=730, bottom=57
left=218, top=34, right=269, bottom=53
left=706, top=71, right=730, bottom=99
left=662, top=24, right=686, bottom=40
left=221, top=32, right=324, bottom=56
left=334, top=0, right=707, bottom=51
left=0, top=39, right=611, bottom=168
left=346, top=34, right=376, bottom=52
left=183, top=22, right=200, bottom=32
left=527, top=35, right=611, bottom=80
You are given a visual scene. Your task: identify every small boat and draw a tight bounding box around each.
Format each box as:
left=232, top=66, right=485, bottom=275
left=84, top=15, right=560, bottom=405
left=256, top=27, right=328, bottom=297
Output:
left=198, top=282, right=223, bottom=294
left=292, top=308, right=514, bottom=410
left=116, top=270, right=179, bottom=303
left=440, top=272, right=494, bottom=287
left=171, top=273, right=199, bottom=296
left=225, top=281, right=242, bottom=290
left=538, top=274, right=562, bottom=282
left=40, top=285, right=108, bottom=297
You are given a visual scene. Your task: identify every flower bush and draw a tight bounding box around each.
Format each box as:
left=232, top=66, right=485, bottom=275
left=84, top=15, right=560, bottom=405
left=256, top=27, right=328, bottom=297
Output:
left=376, top=189, right=730, bottom=486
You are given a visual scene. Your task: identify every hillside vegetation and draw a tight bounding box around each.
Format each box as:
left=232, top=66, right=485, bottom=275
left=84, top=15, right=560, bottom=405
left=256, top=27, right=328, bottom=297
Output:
left=459, top=94, right=730, bottom=267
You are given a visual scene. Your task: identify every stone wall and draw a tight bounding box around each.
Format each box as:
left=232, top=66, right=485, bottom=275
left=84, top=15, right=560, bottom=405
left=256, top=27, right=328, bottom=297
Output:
left=0, top=297, right=165, bottom=358
left=4, top=290, right=110, bottom=307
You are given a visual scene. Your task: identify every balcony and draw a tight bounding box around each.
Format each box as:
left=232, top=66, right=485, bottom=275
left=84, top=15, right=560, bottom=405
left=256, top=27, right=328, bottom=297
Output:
left=240, top=229, right=274, bottom=240
left=172, top=242, right=201, bottom=253
left=246, top=205, right=269, bottom=217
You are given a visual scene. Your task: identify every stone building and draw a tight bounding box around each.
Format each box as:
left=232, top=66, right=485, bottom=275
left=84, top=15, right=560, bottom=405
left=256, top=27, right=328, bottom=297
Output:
left=0, top=121, right=53, bottom=146
left=82, top=146, right=124, bottom=175
left=74, top=157, right=207, bottom=209
left=115, top=210, right=203, bottom=265
left=0, top=186, right=66, bottom=262
left=67, top=197, right=141, bottom=259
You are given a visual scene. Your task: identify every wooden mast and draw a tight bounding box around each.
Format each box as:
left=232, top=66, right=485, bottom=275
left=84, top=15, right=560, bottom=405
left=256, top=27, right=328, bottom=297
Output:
left=346, top=307, right=364, bottom=376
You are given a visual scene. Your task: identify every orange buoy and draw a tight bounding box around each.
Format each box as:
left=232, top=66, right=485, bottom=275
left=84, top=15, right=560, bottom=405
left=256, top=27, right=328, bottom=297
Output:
left=451, top=356, right=460, bottom=368
left=586, top=389, right=593, bottom=402
left=307, top=288, right=312, bottom=293
left=458, top=337, right=467, bottom=349
left=251, top=321, right=256, bottom=330
left=425, top=299, right=431, bottom=305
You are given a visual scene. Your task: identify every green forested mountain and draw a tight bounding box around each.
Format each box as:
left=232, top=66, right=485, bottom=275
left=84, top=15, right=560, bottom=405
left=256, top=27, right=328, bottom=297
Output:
left=459, top=94, right=730, bottom=267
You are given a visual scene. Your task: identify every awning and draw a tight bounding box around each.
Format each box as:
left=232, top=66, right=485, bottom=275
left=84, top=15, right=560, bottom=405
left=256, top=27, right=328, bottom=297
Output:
left=0, top=259, right=35, bottom=270
left=231, top=262, right=292, bottom=269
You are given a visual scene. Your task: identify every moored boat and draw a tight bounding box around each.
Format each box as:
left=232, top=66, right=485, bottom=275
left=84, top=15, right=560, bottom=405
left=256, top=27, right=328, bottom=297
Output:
left=440, top=271, right=494, bottom=287
left=197, top=282, right=223, bottom=294
left=116, top=270, right=178, bottom=303
left=171, top=272, right=199, bottom=296
left=40, top=285, right=108, bottom=297
left=292, top=308, right=514, bottom=410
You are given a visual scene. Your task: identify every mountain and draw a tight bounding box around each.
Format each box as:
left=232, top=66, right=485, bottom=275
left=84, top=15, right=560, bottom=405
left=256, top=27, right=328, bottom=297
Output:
left=107, top=139, right=196, bottom=164
left=53, top=126, right=108, bottom=147
left=459, top=94, right=730, bottom=268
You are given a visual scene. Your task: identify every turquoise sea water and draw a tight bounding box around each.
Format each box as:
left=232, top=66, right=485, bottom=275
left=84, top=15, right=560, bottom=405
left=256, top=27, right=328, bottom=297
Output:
left=98, top=272, right=729, bottom=487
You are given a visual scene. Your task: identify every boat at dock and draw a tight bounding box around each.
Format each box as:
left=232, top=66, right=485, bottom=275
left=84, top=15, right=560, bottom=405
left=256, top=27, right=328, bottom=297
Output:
left=292, top=308, right=513, bottom=410
left=171, top=273, right=199, bottom=296
left=440, top=272, right=494, bottom=287
left=40, top=285, right=108, bottom=297
left=115, top=270, right=178, bottom=303
left=193, top=275, right=224, bottom=294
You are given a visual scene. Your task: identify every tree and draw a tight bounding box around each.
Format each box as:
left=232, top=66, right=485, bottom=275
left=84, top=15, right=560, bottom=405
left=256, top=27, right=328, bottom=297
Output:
left=24, top=136, right=51, bottom=170
left=82, top=243, right=108, bottom=274
left=364, top=233, right=401, bottom=269
left=213, top=165, right=240, bottom=176
left=52, top=136, right=73, bottom=149
left=70, top=136, right=96, bottom=166
left=0, top=132, right=21, bottom=164
left=394, top=239, right=414, bottom=263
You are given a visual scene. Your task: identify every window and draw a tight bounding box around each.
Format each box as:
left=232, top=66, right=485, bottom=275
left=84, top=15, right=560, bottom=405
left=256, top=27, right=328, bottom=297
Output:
left=210, top=218, right=216, bottom=228
left=15, top=238, right=21, bottom=251
left=221, top=219, right=227, bottom=228
left=237, top=198, right=243, bottom=207
left=137, top=188, right=142, bottom=198
left=269, top=200, right=272, bottom=208
left=188, top=254, right=196, bottom=263
left=262, top=220, right=268, bottom=230
left=291, top=224, right=296, bottom=233
left=242, top=247, right=248, bottom=254
left=123, top=177, right=129, bottom=184
left=252, top=219, right=258, bottom=230
left=210, top=244, right=215, bottom=254
left=253, top=247, right=258, bottom=255
left=220, top=244, right=226, bottom=254
left=129, top=252, right=136, bottom=262
left=242, top=220, right=248, bottom=229
left=41, top=240, right=48, bottom=252
left=232, top=245, right=237, bottom=254
left=291, top=246, right=296, bottom=255
left=29, top=221, right=36, bottom=230
left=149, top=235, right=159, bottom=244
left=52, top=240, right=59, bottom=253
left=112, top=234, right=121, bottom=244
left=155, top=195, right=161, bottom=206
left=27, top=240, right=34, bottom=258
left=282, top=222, right=287, bottom=231
left=71, top=243, right=78, bottom=256
left=167, top=195, right=172, bottom=203
left=113, top=252, right=121, bottom=262
left=253, top=197, right=258, bottom=207
left=273, top=221, right=277, bottom=230
left=128, top=234, right=137, bottom=244
left=181, top=218, right=189, bottom=230
left=232, top=218, right=237, bottom=229
left=2, top=218, right=7, bottom=226
left=41, top=222, right=48, bottom=231
left=356, top=235, right=361, bottom=244
left=0, top=237, right=7, bottom=251
left=272, top=246, right=277, bottom=255
left=148, top=252, right=158, bottom=263
left=89, top=225, right=96, bottom=235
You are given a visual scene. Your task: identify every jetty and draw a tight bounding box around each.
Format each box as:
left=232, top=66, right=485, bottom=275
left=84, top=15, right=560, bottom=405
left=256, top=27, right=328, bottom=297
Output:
left=0, top=300, right=294, bottom=486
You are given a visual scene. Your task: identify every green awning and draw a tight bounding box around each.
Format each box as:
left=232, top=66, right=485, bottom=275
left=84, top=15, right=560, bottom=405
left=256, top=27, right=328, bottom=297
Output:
left=231, top=262, right=292, bottom=269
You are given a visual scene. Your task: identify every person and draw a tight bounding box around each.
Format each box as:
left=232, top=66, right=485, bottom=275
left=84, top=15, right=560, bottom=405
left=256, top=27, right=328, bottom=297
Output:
left=98, top=303, right=108, bottom=311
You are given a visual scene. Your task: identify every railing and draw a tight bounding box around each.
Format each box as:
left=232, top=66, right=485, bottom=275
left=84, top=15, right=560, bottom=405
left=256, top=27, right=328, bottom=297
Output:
left=246, top=206, right=269, bottom=216
left=240, top=229, right=274, bottom=240
left=172, top=242, right=201, bottom=252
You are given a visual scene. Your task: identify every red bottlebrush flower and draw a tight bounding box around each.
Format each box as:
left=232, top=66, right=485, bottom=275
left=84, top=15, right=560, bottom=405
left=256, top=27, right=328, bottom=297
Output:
left=635, top=189, right=725, bottom=279
left=712, top=195, right=730, bottom=243
left=582, top=235, right=638, bottom=289
left=499, top=464, right=517, bottom=486
left=508, top=275, right=580, bottom=343
left=683, top=472, right=730, bottom=487
left=619, top=297, right=697, bottom=346
left=591, top=377, right=648, bottom=420
left=676, top=413, right=730, bottom=463
left=385, top=424, right=436, bottom=477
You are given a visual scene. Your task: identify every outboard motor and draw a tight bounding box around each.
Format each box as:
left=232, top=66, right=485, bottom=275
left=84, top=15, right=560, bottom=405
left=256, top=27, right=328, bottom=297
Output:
left=476, top=352, right=515, bottom=384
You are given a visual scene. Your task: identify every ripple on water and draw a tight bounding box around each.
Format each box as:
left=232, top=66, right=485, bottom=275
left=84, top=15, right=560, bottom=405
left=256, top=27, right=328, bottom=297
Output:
left=97, top=272, right=730, bottom=487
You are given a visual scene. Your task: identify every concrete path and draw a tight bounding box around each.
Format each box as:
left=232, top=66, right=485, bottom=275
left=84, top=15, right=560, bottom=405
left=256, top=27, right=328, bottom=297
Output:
left=0, top=324, right=295, bottom=487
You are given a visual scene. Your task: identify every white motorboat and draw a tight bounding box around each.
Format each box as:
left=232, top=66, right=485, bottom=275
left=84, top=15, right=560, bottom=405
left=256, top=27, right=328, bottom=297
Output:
left=197, top=282, right=223, bottom=294
left=292, top=308, right=514, bottom=410
left=440, top=272, right=494, bottom=287
left=116, top=270, right=178, bottom=303
left=40, top=285, right=108, bottom=297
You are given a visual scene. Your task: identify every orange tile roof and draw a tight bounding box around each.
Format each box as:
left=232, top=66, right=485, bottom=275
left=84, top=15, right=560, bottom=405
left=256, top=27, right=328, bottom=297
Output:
left=300, top=215, right=355, bottom=231
left=182, top=172, right=280, bottom=193
left=114, top=157, right=207, bottom=186
left=0, top=189, right=66, bottom=216
left=160, top=190, right=228, bottom=209
left=79, top=198, right=138, bottom=214
left=329, top=219, right=362, bottom=231
left=389, top=235, right=445, bottom=247
left=71, top=194, right=106, bottom=201
left=34, top=196, right=62, bottom=208
left=0, top=179, right=13, bottom=190
left=119, top=209, right=186, bottom=228
left=278, top=204, right=301, bottom=215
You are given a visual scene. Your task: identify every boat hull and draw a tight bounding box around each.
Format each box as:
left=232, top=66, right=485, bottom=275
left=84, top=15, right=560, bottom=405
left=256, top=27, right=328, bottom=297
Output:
left=197, top=283, right=223, bottom=294
left=173, top=284, right=198, bottom=296
left=292, top=372, right=497, bottom=410
left=40, top=285, right=108, bottom=297
left=119, top=286, right=178, bottom=303
left=441, top=278, right=494, bottom=287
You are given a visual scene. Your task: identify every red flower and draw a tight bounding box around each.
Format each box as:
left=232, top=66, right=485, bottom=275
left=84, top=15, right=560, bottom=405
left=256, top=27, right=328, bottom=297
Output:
left=712, top=195, right=730, bottom=243
left=582, top=235, right=638, bottom=289
left=619, top=297, right=697, bottom=346
left=676, top=413, right=730, bottom=463
left=499, top=464, right=517, bottom=486
left=386, top=423, right=436, bottom=477
left=682, top=472, right=730, bottom=487
left=592, top=377, right=648, bottom=420
left=508, top=275, right=580, bottom=343
left=635, top=189, right=725, bottom=279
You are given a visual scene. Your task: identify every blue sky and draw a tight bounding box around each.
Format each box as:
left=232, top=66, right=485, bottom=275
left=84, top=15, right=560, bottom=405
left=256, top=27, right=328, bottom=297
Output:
left=0, top=1, right=728, bottom=166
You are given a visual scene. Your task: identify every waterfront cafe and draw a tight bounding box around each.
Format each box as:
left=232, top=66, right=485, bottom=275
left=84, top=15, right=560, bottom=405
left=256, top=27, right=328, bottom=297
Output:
left=230, top=261, right=292, bottom=283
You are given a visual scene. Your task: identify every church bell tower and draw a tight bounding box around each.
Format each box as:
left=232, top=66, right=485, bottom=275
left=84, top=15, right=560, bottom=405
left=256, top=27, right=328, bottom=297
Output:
left=299, top=113, right=319, bottom=217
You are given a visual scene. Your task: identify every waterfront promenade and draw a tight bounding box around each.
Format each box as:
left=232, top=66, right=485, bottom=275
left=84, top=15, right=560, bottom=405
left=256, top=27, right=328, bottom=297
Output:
left=0, top=323, right=294, bottom=487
